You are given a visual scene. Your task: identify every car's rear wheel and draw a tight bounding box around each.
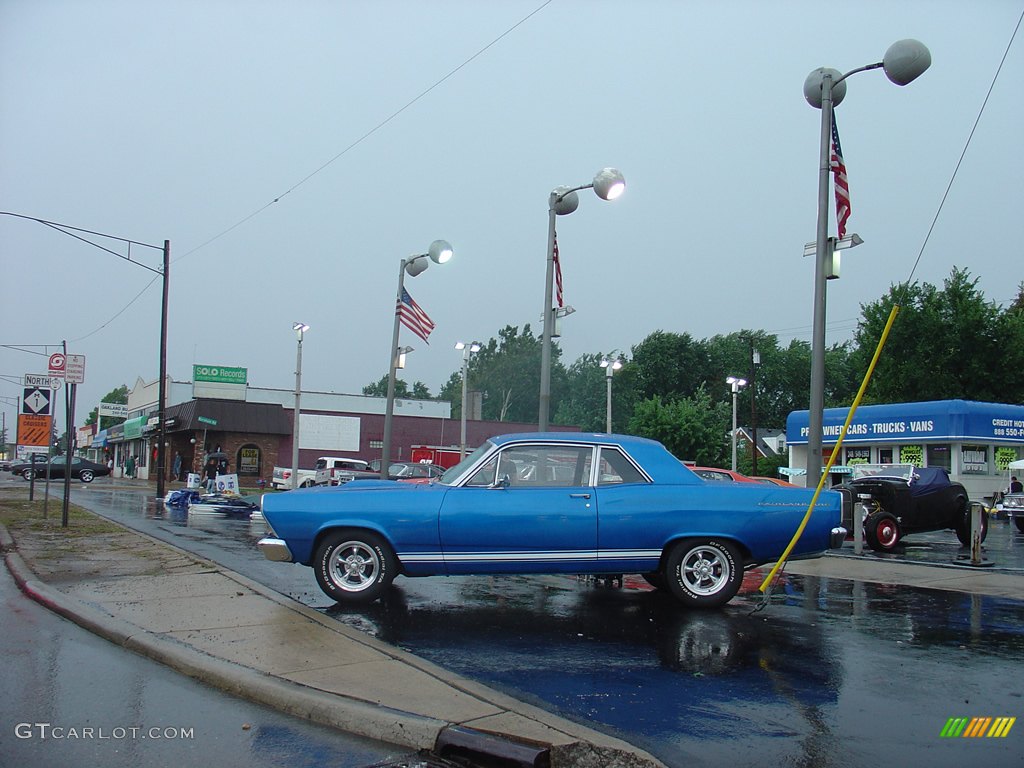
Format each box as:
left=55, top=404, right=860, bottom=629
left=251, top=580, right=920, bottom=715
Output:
left=313, top=529, right=396, bottom=603
left=664, top=538, right=742, bottom=609
left=954, top=505, right=988, bottom=546
left=79, top=470, right=94, bottom=483
left=865, top=512, right=900, bottom=551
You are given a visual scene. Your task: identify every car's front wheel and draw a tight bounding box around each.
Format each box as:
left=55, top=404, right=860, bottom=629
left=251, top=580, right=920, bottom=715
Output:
left=664, top=538, right=742, bottom=609
left=79, top=470, right=94, bottom=483
left=865, top=511, right=900, bottom=551
left=21, top=468, right=36, bottom=481
left=313, top=530, right=396, bottom=603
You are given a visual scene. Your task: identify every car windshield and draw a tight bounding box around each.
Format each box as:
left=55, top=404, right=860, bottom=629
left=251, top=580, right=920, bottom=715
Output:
left=438, top=442, right=493, bottom=485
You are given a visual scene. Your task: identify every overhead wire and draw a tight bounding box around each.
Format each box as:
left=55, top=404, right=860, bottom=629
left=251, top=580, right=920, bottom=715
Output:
left=38, top=1, right=554, bottom=349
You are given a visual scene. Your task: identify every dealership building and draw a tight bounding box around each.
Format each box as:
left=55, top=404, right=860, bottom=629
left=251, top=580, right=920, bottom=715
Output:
left=786, top=399, right=1024, bottom=499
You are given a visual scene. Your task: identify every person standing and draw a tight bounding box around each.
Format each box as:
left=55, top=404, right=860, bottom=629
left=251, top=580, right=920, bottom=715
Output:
left=172, top=452, right=183, bottom=482
left=125, top=454, right=136, bottom=480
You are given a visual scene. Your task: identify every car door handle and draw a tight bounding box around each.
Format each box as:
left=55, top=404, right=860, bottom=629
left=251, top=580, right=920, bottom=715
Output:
left=569, top=493, right=591, bottom=499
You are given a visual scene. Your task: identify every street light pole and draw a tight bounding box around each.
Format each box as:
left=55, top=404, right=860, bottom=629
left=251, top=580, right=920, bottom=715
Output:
left=539, top=168, right=625, bottom=430
left=727, top=376, right=747, bottom=472
left=0, top=212, right=171, bottom=499
left=455, top=341, right=480, bottom=459
left=382, top=240, right=452, bottom=477
left=290, top=322, right=309, bottom=490
left=600, top=357, right=622, bottom=433
left=802, top=40, right=930, bottom=487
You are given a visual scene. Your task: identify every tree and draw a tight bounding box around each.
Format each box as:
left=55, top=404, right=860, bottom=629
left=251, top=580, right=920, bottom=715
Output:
left=361, top=376, right=431, bottom=399
left=851, top=267, right=1017, bottom=403
left=553, top=353, right=637, bottom=432
left=630, top=330, right=710, bottom=403
left=627, top=386, right=730, bottom=466
left=469, top=325, right=565, bottom=423
left=85, top=384, right=129, bottom=428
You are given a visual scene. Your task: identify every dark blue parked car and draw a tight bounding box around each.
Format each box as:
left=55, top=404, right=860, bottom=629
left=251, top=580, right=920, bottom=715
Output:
left=258, top=433, right=846, bottom=608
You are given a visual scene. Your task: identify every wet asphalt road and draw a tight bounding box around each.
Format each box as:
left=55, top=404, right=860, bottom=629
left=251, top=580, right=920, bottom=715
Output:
left=26, top=479, right=1024, bottom=767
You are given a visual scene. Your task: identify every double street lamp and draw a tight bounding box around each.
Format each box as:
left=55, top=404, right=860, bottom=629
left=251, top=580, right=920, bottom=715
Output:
left=727, top=376, right=747, bottom=472
left=381, top=240, right=453, bottom=477
left=802, top=39, right=930, bottom=486
left=539, top=168, right=625, bottom=430
left=455, top=341, right=481, bottom=458
left=290, top=322, right=309, bottom=490
left=599, top=357, right=622, bottom=434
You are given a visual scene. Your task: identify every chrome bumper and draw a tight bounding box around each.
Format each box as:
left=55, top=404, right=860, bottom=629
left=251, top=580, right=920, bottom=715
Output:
left=829, top=526, right=848, bottom=549
left=257, top=537, right=293, bottom=562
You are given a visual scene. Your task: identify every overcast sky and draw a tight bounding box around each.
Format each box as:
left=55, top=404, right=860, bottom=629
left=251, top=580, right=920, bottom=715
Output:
left=2, top=0, right=1021, bottom=433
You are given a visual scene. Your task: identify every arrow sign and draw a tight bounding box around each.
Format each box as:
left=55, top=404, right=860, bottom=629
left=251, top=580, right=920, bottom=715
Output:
left=22, top=387, right=52, bottom=416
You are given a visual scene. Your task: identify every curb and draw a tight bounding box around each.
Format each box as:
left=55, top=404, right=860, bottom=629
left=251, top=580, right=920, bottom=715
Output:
left=0, top=519, right=666, bottom=768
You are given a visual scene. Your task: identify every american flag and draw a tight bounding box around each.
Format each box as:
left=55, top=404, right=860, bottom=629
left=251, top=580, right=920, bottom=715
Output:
left=830, top=107, right=851, bottom=239
left=552, top=232, right=563, bottom=308
left=396, top=288, right=435, bottom=343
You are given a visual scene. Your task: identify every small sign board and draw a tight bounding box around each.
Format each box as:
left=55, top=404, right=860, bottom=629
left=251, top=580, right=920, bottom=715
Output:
left=22, top=388, right=52, bottom=416
left=215, top=474, right=239, bottom=494
left=24, top=373, right=63, bottom=390
left=18, top=414, right=52, bottom=447
left=66, top=354, right=86, bottom=384
left=98, top=402, right=128, bottom=418
left=197, top=416, right=218, bottom=426
left=48, top=353, right=66, bottom=377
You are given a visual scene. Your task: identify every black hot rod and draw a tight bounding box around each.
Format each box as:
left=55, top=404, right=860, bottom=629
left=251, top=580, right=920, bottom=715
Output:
left=839, top=464, right=986, bottom=552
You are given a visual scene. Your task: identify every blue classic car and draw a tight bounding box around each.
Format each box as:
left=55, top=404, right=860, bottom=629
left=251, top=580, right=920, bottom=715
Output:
left=258, top=433, right=847, bottom=608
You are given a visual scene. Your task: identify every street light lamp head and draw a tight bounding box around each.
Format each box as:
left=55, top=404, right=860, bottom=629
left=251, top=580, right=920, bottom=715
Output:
left=428, top=239, right=453, bottom=264
left=726, top=375, right=747, bottom=388
left=883, top=39, right=931, bottom=86
left=293, top=322, right=310, bottom=333
left=552, top=186, right=580, bottom=216
left=593, top=167, right=625, bottom=201
left=455, top=341, right=481, bottom=353
left=803, top=67, right=847, bottom=109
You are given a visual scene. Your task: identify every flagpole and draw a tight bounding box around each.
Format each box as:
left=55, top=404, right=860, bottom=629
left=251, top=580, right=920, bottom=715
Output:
left=381, top=258, right=408, bottom=478
left=380, top=240, right=452, bottom=478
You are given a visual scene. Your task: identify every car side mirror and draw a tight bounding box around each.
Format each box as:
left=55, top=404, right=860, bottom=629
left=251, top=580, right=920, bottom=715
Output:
left=490, top=474, right=511, bottom=490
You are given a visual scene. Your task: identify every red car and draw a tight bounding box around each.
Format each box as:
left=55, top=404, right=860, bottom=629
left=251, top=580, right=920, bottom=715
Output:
left=690, top=466, right=759, bottom=483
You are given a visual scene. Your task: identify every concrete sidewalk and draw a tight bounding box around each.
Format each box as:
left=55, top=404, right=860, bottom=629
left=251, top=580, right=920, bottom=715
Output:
left=0, top=509, right=664, bottom=768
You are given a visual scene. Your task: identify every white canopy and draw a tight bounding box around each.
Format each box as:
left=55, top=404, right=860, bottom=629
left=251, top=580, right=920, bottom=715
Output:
left=1009, top=459, right=1024, bottom=471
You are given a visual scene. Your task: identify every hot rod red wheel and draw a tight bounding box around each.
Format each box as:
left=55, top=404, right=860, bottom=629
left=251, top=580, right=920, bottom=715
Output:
left=865, top=512, right=900, bottom=552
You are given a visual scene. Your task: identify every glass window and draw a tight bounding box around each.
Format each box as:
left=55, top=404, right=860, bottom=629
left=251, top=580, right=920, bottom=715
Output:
left=878, top=447, right=894, bottom=464
left=467, top=444, right=591, bottom=488
left=960, top=445, right=987, bottom=474
left=927, top=444, right=951, bottom=471
left=593, top=447, right=648, bottom=485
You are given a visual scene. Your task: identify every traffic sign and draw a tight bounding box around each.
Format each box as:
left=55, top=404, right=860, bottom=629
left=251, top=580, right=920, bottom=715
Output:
left=66, top=354, right=86, bottom=384
left=197, top=416, right=218, bottom=426
left=22, top=387, right=52, bottom=416
left=18, top=414, right=52, bottom=447
left=24, top=373, right=63, bottom=390
left=48, top=353, right=66, bottom=377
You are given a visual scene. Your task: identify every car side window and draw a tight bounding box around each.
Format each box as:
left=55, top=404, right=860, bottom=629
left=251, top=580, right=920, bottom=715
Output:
left=595, top=447, right=648, bottom=485
left=465, top=445, right=591, bottom=488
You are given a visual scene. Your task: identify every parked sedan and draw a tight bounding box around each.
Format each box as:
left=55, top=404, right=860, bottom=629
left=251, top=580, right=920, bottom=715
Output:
left=11, top=455, right=111, bottom=483
left=388, top=462, right=445, bottom=482
left=258, top=433, right=847, bottom=609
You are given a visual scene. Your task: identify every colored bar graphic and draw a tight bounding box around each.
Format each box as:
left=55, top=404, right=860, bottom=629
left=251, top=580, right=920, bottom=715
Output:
left=941, top=716, right=1015, bottom=738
